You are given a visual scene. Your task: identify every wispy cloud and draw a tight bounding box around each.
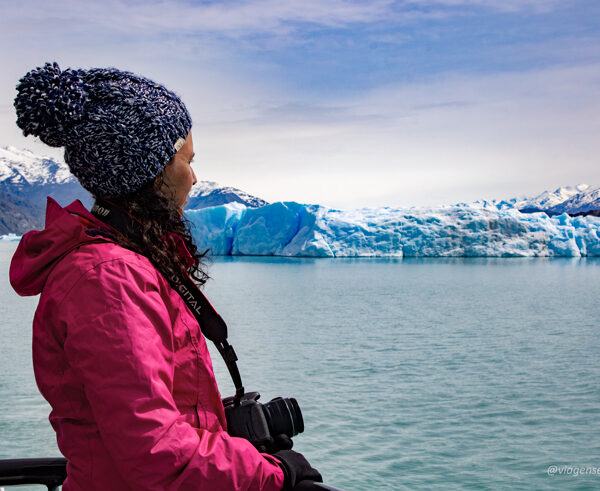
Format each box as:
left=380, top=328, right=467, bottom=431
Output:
left=1, top=0, right=598, bottom=208
left=402, top=0, right=566, bottom=13
left=1, top=0, right=572, bottom=39
left=2, top=0, right=392, bottom=36
left=190, top=61, right=600, bottom=207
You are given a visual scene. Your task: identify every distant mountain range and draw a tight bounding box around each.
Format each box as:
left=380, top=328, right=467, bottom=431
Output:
left=0, top=147, right=268, bottom=234
left=0, top=146, right=598, bottom=235
left=477, top=184, right=600, bottom=217
left=0, top=147, right=92, bottom=234
left=186, top=181, right=267, bottom=210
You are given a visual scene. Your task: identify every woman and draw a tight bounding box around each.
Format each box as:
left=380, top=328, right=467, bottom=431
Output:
left=10, top=62, right=321, bottom=490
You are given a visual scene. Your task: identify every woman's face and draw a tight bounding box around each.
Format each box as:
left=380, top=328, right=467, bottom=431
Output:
left=158, top=132, right=197, bottom=214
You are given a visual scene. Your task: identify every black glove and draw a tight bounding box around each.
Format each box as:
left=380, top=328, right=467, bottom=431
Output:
left=273, top=434, right=294, bottom=451
left=273, top=449, right=322, bottom=489
left=258, top=434, right=294, bottom=454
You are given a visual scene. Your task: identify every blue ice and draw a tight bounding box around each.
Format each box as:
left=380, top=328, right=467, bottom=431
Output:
left=185, top=202, right=600, bottom=257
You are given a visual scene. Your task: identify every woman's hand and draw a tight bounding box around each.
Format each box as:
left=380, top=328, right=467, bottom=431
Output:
left=272, top=449, right=322, bottom=489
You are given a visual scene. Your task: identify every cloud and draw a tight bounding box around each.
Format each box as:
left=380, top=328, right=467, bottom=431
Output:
left=189, top=62, right=600, bottom=208
left=1, top=0, right=571, bottom=41
left=402, top=0, right=565, bottom=13
left=1, top=0, right=597, bottom=209
left=1, top=0, right=393, bottom=37
left=3, top=51, right=598, bottom=209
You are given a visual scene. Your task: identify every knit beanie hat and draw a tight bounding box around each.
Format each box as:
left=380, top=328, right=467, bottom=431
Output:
left=14, top=62, right=192, bottom=198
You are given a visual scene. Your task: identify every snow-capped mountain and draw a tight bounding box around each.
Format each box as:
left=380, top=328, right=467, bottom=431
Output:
left=0, top=146, right=72, bottom=187
left=0, top=147, right=267, bottom=234
left=2, top=146, right=600, bottom=254
left=0, top=146, right=92, bottom=234
left=515, top=184, right=598, bottom=215
left=185, top=181, right=268, bottom=210
left=476, top=184, right=599, bottom=216
left=544, top=186, right=600, bottom=216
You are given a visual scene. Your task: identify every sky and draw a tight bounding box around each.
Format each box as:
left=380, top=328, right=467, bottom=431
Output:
left=0, top=0, right=599, bottom=209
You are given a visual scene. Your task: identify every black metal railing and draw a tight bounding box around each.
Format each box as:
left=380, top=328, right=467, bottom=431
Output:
left=0, top=458, right=344, bottom=490
left=0, top=458, right=67, bottom=490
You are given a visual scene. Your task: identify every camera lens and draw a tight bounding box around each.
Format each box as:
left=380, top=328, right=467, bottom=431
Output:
left=263, top=397, right=304, bottom=438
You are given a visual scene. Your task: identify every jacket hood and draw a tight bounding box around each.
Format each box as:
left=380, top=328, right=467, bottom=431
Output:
left=10, top=198, right=111, bottom=296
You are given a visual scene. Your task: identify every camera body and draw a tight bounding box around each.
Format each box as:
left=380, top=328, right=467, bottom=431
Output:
left=223, top=391, right=304, bottom=453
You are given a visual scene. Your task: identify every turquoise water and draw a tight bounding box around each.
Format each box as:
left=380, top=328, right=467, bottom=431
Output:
left=1, top=241, right=600, bottom=490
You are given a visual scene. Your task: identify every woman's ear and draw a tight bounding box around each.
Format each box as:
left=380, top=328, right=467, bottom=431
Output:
left=154, top=167, right=166, bottom=193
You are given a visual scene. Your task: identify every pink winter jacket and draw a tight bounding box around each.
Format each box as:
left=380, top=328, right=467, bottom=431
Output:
left=9, top=198, right=285, bottom=491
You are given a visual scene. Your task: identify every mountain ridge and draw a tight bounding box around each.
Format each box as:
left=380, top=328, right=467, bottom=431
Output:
left=1, top=146, right=599, bottom=236
left=0, top=146, right=268, bottom=234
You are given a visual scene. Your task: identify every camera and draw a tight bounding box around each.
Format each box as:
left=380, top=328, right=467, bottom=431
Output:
left=223, top=392, right=304, bottom=453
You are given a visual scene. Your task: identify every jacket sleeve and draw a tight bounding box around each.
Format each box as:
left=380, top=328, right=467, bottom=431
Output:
left=60, top=257, right=285, bottom=491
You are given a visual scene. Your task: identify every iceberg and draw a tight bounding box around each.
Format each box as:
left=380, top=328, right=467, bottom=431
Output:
left=0, top=233, right=22, bottom=242
left=185, top=202, right=600, bottom=257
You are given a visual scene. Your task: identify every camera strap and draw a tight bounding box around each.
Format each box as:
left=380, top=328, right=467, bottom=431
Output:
left=90, top=199, right=245, bottom=403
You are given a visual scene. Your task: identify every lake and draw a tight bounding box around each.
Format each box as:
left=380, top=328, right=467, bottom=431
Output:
left=1, top=241, right=599, bottom=490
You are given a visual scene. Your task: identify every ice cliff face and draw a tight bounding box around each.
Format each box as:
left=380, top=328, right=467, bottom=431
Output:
left=3, top=146, right=600, bottom=255
left=186, top=202, right=600, bottom=257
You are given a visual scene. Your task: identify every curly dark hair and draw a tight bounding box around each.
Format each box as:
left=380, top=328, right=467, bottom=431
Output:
left=108, top=177, right=209, bottom=287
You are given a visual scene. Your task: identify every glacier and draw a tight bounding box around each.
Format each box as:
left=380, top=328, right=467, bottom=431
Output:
left=0, top=233, right=21, bottom=242
left=186, top=202, right=600, bottom=257
left=4, top=145, right=600, bottom=254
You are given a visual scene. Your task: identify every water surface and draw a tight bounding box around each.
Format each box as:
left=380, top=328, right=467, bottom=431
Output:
left=1, top=243, right=599, bottom=490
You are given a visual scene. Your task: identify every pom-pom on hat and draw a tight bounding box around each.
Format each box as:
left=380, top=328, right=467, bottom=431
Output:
left=14, top=62, right=192, bottom=198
